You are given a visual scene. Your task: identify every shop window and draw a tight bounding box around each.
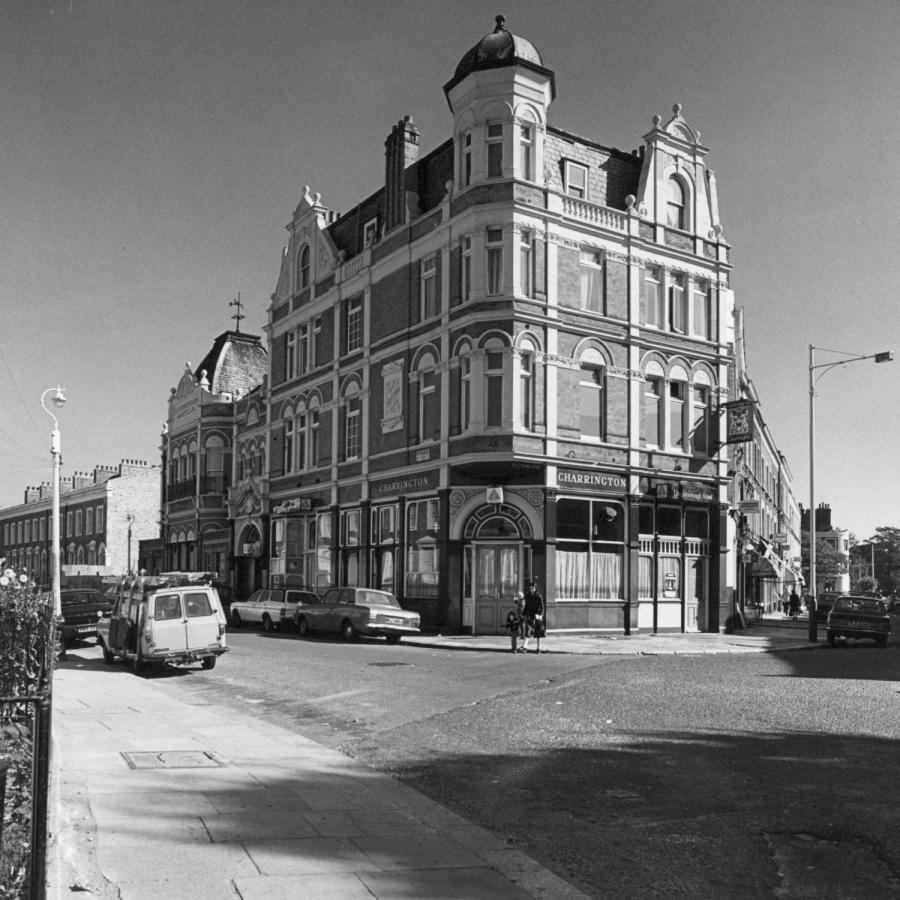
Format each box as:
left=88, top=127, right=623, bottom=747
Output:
left=370, top=504, right=398, bottom=594
left=406, top=498, right=440, bottom=598
left=555, top=498, right=625, bottom=600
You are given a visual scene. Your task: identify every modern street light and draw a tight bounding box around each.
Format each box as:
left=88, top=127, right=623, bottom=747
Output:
left=808, top=346, right=892, bottom=642
left=40, top=386, right=66, bottom=618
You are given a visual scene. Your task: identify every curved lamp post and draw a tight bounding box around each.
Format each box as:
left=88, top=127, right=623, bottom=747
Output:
left=40, top=386, right=66, bottom=618
left=808, top=346, right=892, bottom=642
left=126, top=513, right=135, bottom=575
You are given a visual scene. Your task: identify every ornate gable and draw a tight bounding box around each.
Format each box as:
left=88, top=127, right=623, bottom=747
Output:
left=272, top=186, right=340, bottom=305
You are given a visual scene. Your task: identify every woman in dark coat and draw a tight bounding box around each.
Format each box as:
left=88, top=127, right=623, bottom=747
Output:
left=522, top=581, right=546, bottom=653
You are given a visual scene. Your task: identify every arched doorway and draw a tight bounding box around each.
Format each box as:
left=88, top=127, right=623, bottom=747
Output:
left=462, top=504, right=533, bottom=635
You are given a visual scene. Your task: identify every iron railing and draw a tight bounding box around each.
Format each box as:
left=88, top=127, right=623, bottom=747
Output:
left=0, top=603, right=55, bottom=900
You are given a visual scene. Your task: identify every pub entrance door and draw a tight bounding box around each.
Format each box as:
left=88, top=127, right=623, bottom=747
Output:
left=472, top=542, right=522, bottom=635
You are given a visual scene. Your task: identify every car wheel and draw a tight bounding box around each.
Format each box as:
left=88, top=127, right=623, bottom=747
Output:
left=201, top=655, right=217, bottom=670
left=101, top=641, right=115, bottom=666
left=262, top=614, right=274, bottom=633
left=297, top=616, right=310, bottom=638
left=340, top=619, right=357, bottom=642
left=386, top=634, right=402, bottom=645
left=231, top=610, right=243, bottom=628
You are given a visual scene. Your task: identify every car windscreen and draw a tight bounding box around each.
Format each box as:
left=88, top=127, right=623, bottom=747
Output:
left=184, top=592, right=214, bottom=617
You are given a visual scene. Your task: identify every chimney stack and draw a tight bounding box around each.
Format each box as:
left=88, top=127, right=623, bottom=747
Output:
left=384, top=116, right=420, bottom=233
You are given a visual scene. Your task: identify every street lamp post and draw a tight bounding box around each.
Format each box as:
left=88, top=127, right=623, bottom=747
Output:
left=40, top=386, right=66, bottom=618
left=808, top=346, right=892, bottom=642
left=126, top=513, right=135, bottom=575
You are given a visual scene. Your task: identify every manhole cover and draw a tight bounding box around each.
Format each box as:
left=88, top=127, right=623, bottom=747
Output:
left=368, top=662, right=413, bottom=668
left=120, top=750, right=224, bottom=770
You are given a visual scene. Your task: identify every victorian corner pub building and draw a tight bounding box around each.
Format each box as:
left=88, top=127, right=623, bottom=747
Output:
left=166, top=18, right=745, bottom=635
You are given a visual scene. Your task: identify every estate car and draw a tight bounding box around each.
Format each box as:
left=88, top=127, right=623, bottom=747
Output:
left=229, top=588, right=319, bottom=632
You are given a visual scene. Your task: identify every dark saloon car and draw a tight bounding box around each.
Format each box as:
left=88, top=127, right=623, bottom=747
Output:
left=826, top=594, right=891, bottom=647
left=815, top=591, right=842, bottom=622
left=59, top=588, right=114, bottom=647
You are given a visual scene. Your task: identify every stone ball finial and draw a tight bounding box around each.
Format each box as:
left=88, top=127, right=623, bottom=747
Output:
left=652, top=114, right=662, bottom=127
left=625, top=194, right=636, bottom=209
left=673, top=103, right=682, bottom=116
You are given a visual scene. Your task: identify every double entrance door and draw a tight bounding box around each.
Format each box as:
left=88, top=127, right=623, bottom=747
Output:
left=467, top=542, right=522, bottom=635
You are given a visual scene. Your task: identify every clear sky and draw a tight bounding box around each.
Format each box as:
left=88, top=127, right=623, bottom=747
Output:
left=2, top=0, right=898, bottom=540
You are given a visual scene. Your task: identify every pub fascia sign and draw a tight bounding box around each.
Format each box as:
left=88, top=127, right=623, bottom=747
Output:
left=557, top=469, right=627, bottom=492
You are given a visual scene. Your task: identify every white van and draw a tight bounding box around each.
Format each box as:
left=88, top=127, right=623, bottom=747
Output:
left=97, top=573, right=228, bottom=674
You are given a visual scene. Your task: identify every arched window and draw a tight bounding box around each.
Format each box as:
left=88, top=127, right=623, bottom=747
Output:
left=641, top=362, right=665, bottom=448
left=669, top=365, right=689, bottom=450
left=666, top=178, right=686, bottom=230
left=578, top=349, right=606, bottom=441
left=343, top=383, right=362, bottom=460
left=299, top=244, right=311, bottom=290
left=518, top=340, right=538, bottom=430
left=416, top=353, right=440, bottom=443
left=691, top=372, right=713, bottom=455
left=457, top=341, right=472, bottom=432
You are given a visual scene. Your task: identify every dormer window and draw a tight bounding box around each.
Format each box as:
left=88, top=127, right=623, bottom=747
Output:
left=363, top=218, right=378, bottom=249
left=486, top=123, right=504, bottom=178
left=564, top=161, right=588, bottom=199
left=666, top=177, right=686, bottom=230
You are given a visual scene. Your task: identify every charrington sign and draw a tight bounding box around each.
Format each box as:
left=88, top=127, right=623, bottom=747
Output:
left=556, top=469, right=627, bottom=492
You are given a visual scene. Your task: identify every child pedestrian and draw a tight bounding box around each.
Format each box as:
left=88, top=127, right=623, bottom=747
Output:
left=506, top=594, right=525, bottom=653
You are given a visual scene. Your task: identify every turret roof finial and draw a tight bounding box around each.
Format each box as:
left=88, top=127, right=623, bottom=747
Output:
left=494, top=14, right=506, bottom=31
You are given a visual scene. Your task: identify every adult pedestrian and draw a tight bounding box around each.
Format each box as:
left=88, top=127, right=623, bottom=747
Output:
left=522, top=580, right=546, bottom=653
left=789, top=588, right=801, bottom=620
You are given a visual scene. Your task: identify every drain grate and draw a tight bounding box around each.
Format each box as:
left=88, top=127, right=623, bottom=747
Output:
left=120, top=750, right=225, bottom=770
left=368, top=662, right=413, bottom=668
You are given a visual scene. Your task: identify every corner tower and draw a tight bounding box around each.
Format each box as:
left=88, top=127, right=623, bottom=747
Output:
left=443, top=15, right=556, bottom=189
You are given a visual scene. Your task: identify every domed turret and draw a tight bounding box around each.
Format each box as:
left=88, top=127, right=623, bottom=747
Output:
left=444, top=15, right=555, bottom=101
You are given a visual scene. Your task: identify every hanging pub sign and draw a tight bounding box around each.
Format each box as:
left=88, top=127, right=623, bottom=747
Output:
left=723, top=399, right=755, bottom=444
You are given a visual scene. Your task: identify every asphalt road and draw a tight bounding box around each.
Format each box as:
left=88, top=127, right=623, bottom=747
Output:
left=144, top=628, right=900, bottom=899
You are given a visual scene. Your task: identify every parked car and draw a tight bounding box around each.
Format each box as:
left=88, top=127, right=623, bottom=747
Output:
left=97, top=573, right=228, bottom=674
left=815, top=591, right=842, bottom=622
left=58, top=588, right=114, bottom=650
left=826, top=594, right=891, bottom=647
left=229, top=588, right=319, bottom=632
left=293, top=586, right=420, bottom=643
